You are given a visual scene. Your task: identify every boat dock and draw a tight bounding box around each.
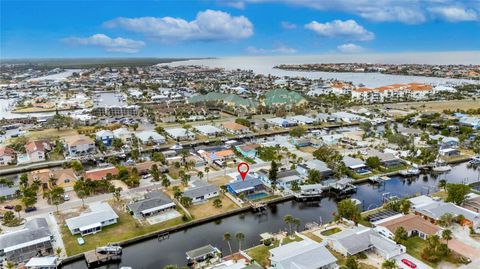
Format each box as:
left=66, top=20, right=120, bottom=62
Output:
left=84, top=246, right=122, bottom=268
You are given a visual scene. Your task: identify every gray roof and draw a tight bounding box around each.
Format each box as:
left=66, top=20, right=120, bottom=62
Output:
left=270, top=241, right=337, bottom=269
left=227, top=178, right=264, bottom=192
left=186, top=244, right=218, bottom=259
left=298, top=160, right=332, bottom=173
left=65, top=203, right=118, bottom=231
left=0, top=218, right=51, bottom=252
left=127, top=191, right=174, bottom=214
left=343, top=156, right=365, bottom=169
left=0, top=185, right=19, bottom=197
left=415, top=201, right=479, bottom=221
left=329, top=226, right=402, bottom=255
left=184, top=184, right=219, bottom=200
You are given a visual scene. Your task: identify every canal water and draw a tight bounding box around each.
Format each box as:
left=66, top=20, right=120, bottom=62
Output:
left=63, top=162, right=479, bottom=269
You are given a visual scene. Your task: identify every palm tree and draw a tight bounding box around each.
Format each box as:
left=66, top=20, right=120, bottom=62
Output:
left=224, top=232, right=233, bottom=254
left=197, top=171, right=204, bottom=181
left=381, top=259, right=397, bottom=269
left=438, top=179, right=447, bottom=191
left=283, top=215, right=294, bottom=235
left=442, top=229, right=453, bottom=246
left=292, top=218, right=301, bottom=232
left=235, top=232, right=245, bottom=251
left=204, top=167, right=210, bottom=182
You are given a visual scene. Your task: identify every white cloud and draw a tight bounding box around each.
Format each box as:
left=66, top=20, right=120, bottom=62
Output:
left=305, top=19, right=374, bottom=41
left=104, top=10, right=253, bottom=43
left=246, top=45, right=297, bottom=54
left=224, top=1, right=246, bottom=9
left=281, top=21, right=297, bottom=29
left=232, top=0, right=479, bottom=24
left=429, top=6, right=478, bottom=22
left=62, top=34, right=145, bottom=53
left=337, top=43, right=365, bottom=53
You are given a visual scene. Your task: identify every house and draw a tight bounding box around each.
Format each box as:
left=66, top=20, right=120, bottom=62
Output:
left=365, top=150, right=404, bottom=168
left=65, top=203, right=118, bottom=235
left=374, top=214, right=442, bottom=240
left=235, top=144, right=260, bottom=159
left=183, top=181, right=220, bottom=203
left=459, top=116, right=480, bottom=129
left=266, top=117, right=297, bottom=128
left=258, top=169, right=302, bottom=189
left=165, top=127, right=196, bottom=141
left=414, top=200, right=480, bottom=227
left=290, top=137, right=311, bottom=147
left=64, top=135, right=96, bottom=156
left=28, top=168, right=78, bottom=192
left=269, top=240, right=337, bottom=269
left=0, top=145, right=15, bottom=166
left=25, top=141, right=51, bottom=163
left=194, top=125, right=223, bottom=137
left=222, top=122, right=250, bottom=135
left=430, top=135, right=460, bottom=148
left=127, top=191, right=176, bottom=219
left=288, top=115, right=316, bottom=125
left=113, top=128, right=133, bottom=144
left=0, top=184, right=19, bottom=200
left=296, top=160, right=333, bottom=179
left=226, top=177, right=266, bottom=196
left=84, top=167, right=119, bottom=181
left=439, top=148, right=460, bottom=157
left=95, top=130, right=114, bottom=147
left=0, top=218, right=53, bottom=263
left=331, top=112, right=363, bottom=123
left=343, top=156, right=370, bottom=174
left=136, top=130, right=166, bottom=145
left=327, top=226, right=405, bottom=259
left=199, top=149, right=235, bottom=164
left=135, top=161, right=166, bottom=175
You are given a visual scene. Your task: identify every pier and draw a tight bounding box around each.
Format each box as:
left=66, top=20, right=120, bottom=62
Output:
left=84, top=250, right=121, bottom=268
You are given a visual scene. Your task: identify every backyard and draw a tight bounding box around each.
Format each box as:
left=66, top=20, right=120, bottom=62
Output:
left=246, top=235, right=302, bottom=267
left=188, top=193, right=239, bottom=219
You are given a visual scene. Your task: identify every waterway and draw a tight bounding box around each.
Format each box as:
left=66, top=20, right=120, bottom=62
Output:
left=63, top=161, right=479, bottom=269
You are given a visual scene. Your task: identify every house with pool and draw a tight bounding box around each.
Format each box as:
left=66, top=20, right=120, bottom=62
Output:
left=226, top=174, right=268, bottom=200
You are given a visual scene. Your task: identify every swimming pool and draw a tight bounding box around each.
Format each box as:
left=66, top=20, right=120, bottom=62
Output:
left=247, top=192, right=269, bottom=201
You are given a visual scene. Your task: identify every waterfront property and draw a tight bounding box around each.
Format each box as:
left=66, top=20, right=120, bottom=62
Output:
left=226, top=177, right=266, bottom=197
left=135, top=130, right=166, bottom=145
left=183, top=181, right=219, bottom=204
left=296, top=159, right=333, bottom=179
left=0, top=218, right=53, bottom=264
left=25, top=140, right=51, bottom=163
left=112, top=128, right=133, bottom=144
left=84, top=166, right=119, bottom=181
left=95, top=130, right=114, bottom=147
left=165, top=127, right=196, bottom=141
left=63, top=135, right=96, bottom=156
left=235, top=143, right=259, bottom=159
left=343, top=156, right=370, bottom=175
left=127, top=191, right=176, bottom=219
left=327, top=226, right=405, bottom=259
left=194, top=125, right=223, bottom=137
left=222, top=122, right=250, bottom=135
left=258, top=169, right=302, bottom=189
left=414, top=200, right=480, bottom=228
left=65, top=203, right=119, bottom=235
left=25, top=256, right=57, bottom=269
left=269, top=240, right=337, bottom=269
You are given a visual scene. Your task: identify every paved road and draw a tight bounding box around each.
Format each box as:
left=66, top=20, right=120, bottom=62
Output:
left=394, top=253, right=432, bottom=269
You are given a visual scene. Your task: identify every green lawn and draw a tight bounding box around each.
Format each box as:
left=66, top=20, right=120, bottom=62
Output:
left=247, top=236, right=302, bottom=267
left=61, top=207, right=188, bottom=256
left=403, top=236, right=468, bottom=267
left=282, top=235, right=303, bottom=244
left=321, top=227, right=342, bottom=236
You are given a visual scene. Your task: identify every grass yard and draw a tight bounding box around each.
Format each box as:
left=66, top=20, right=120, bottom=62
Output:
left=431, top=191, right=448, bottom=200
left=60, top=204, right=188, bottom=256
left=282, top=235, right=303, bottom=244
left=403, top=236, right=468, bottom=267
left=208, top=175, right=233, bottom=186
left=321, top=227, right=342, bottom=236
left=302, top=232, right=323, bottom=242
left=188, top=193, right=239, bottom=219
left=28, top=128, right=79, bottom=140
left=246, top=236, right=302, bottom=268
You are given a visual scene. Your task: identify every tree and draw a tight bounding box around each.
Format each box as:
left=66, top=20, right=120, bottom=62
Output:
left=204, top=167, right=210, bottom=182
left=69, top=160, right=84, bottom=173
left=438, top=179, right=447, bottom=192
left=14, top=204, right=22, bottom=218
left=236, top=232, right=245, bottom=250
left=113, top=187, right=122, bottom=202
left=394, top=227, right=408, bottom=244
left=283, top=214, right=294, bottom=234
left=366, top=156, right=381, bottom=169
left=213, top=198, right=222, bottom=208
left=173, top=189, right=183, bottom=200
left=269, top=160, right=279, bottom=190
left=55, top=247, right=62, bottom=257
left=224, top=232, right=233, bottom=254
left=2, top=211, right=15, bottom=225
left=150, top=164, right=160, bottom=181
left=292, top=218, right=301, bottom=232
left=161, top=175, right=171, bottom=189
left=307, top=169, right=322, bottom=184
left=5, top=261, right=15, bottom=269
left=131, top=149, right=140, bottom=161
left=382, top=259, right=397, bottom=269
left=112, top=138, right=124, bottom=150
left=446, top=183, right=470, bottom=205
left=47, top=186, right=65, bottom=213
left=422, top=235, right=449, bottom=263
left=180, top=196, right=192, bottom=208
left=181, top=173, right=191, bottom=186
left=336, top=199, right=361, bottom=224
left=197, top=171, right=204, bottom=181
left=74, top=179, right=89, bottom=208
left=289, top=126, right=306, bottom=137
left=442, top=229, right=452, bottom=246
left=131, top=123, right=139, bottom=131
left=151, top=152, right=166, bottom=164
left=343, top=256, right=359, bottom=269
left=291, top=181, right=300, bottom=192
left=438, top=213, right=454, bottom=227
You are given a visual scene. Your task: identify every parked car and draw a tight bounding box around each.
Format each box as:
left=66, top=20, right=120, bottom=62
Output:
left=24, top=206, right=37, bottom=213
left=4, top=205, right=14, bottom=210
left=402, top=259, right=417, bottom=268
left=77, top=237, right=85, bottom=245
left=63, top=194, right=70, bottom=201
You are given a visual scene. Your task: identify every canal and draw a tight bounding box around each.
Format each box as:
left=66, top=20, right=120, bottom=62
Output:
left=62, top=162, right=479, bottom=269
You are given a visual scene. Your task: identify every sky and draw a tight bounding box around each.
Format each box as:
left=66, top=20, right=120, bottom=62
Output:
left=1, top=0, right=480, bottom=58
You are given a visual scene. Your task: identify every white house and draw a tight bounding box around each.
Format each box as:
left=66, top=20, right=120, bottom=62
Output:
left=135, top=130, right=166, bottom=145
left=194, top=125, right=223, bottom=137
left=65, top=203, right=118, bottom=235
left=113, top=128, right=133, bottom=144
left=63, top=135, right=96, bottom=156
left=269, top=240, right=337, bottom=269
left=288, top=115, right=316, bottom=125
left=165, top=128, right=196, bottom=141
left=183, top=181, right=220, bottom=203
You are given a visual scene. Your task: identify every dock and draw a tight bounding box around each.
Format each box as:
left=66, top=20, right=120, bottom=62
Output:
left=84, top=249, right=121, bottom=268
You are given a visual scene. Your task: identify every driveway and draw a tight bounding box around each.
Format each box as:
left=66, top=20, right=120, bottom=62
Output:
left=394, top=254, right=432, bottom=269
left=448, top=239, right=480, bottom=261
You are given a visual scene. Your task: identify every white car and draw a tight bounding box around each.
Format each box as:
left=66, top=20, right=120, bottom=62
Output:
left=63, top=194, right=70, bottom=201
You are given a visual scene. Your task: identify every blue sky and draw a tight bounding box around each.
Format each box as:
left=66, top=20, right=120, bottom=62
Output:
left=1, top=0, right=480, bottom=58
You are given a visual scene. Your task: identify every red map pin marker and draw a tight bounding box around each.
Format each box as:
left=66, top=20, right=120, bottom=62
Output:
left=237, top=162, right=250, bottom=181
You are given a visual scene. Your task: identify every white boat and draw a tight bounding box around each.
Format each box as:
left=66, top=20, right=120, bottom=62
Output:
left=432, top=162, right=452, bottom=173
left=470, top=156, right=480, bottom=164
left=400, top=168, right=420, bottom=176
